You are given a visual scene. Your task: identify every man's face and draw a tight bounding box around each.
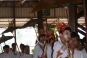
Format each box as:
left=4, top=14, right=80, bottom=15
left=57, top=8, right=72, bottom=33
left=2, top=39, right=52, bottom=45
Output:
left=40, top=36, right=46, bottom=43
left=24, top=47, right=29, bottom=54
left=20, top=45, right=24, bottom=51
left=62, top=30, right=71, bottom=41
left=68, top=37, right=78, bottom=49
left=4, top=48, right=9, bottom=53
left=12, top=45, right=16, bottom=50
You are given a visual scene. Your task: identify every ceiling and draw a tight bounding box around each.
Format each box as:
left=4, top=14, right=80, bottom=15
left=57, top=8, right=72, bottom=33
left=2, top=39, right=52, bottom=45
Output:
left=0, top=17, right=85, bottom=28
left=0, top=0, right=84, bottom=28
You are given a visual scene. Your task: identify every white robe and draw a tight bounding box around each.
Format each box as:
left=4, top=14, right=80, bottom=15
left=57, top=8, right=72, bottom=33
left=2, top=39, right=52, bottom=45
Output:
left=46, top=44, right=52, bottom=58
left=72, top=49, right=83, bottom=58
left=82, top=48, right=87, bottom=58
left=9, top=50, right=20, bottom=58
left=53, top=38, right=68, bottom=58
left=20, top=53, right=32, bottom=58
left=33, top=42, right=44, bottom=58
left=0, top=52, right=11, bottom=58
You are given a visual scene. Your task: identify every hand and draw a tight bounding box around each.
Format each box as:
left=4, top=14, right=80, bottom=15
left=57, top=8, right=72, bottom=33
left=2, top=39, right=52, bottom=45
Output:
left=61, top=44, right=67, bottom=51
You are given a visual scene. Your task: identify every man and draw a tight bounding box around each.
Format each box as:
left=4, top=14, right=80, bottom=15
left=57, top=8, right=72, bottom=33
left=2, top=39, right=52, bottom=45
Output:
left=20, top=44, right=25, bottom=56
left=0, top=45, right=11, bottom=58
left=10, top=43, right=20, bottom=58
left=20, top=45, right=32, bottom=58
left=68, top=32, right=83, bottom=58
left=33, top=34, right=46, bottom=58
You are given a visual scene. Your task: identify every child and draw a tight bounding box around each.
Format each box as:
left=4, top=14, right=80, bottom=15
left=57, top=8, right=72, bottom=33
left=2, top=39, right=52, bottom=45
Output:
left=53, top=22, right=72, bottom=58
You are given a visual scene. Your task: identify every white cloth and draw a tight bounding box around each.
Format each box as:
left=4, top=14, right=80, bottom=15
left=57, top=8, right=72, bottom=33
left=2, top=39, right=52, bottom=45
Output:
left=0, top=52, right=11, bottom=58
left=10, top=50, right=20, bottom=58
left=53, top=38, right=68, bottom=58
left=20, top=53, right=32, bottom=58
left=72, top=49, right=83, bottom=58
left=33, top=42, right=43, bottom=58
left=47, top=44, right=52, bottom=58
left=82, top=48, right=87, bottom=58
left=19, top=52, right=24, bottom=57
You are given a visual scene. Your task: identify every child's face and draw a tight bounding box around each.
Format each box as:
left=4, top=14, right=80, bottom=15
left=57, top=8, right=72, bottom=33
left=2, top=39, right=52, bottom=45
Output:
left=62, top=30, right=71, bottom=41
left=68, top=37, right=78, bottom=49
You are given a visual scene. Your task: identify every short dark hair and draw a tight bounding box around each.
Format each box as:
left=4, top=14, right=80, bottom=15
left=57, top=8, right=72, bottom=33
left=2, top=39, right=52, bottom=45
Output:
left=23, top=45, right=29, bottom=50
left=20, top=44, right=24, bottom=47
left=12, top=43, right=17, bottom=47
left=60, top=27, right=72, bottom=33
left=3, top=45, right=9, bottom=49
left=71, top=32, right=79, bottom=40
left=49, top=38, right=54, bottom=43
left=38, top=34, right=46, bottom=41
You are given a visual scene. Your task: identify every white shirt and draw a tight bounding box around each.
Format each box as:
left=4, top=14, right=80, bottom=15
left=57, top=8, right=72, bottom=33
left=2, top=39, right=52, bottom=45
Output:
left=10, top=50, right=20, bottom=58
left=71, top=49, right=83, bottom=58
left=0, top=52, right=11, bottom=58
left=19, top=52, right=24, bottom=57
left=20, top=53, right=32, bottom=58
left=47, top=44, right=52, bottom=58
left=33, top=42, right=44, bottom=58
left=82, top=48, right=87, bottom=58
left=53, top=38, right=68, bottom=58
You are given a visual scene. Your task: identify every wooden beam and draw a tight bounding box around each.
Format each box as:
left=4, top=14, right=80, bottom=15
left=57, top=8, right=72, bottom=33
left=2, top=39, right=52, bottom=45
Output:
left=76, top=10, right=84, bottom=19
left=0, top=1, right=5, bottom=6
left=13, top=0, right=16, bottom=43
left=38, top=10, right=44, bottom=30
left=83, top=0, right=87, bottom=51
left=68, top=5, right=77, bottom=32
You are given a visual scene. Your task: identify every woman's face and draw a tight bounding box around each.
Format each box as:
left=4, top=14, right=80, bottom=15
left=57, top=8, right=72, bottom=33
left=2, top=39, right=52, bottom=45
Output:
left=62, top=30, right=71, bottom=41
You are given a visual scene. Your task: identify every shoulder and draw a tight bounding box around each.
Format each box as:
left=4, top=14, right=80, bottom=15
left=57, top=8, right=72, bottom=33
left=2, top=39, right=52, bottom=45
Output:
left=34, top=44, right=40, bottom=49
left=0, top=52, right=4, bottom=55
left=75, top=49, right=83, bottom=54
left=54, top=41, right=62, bottom=47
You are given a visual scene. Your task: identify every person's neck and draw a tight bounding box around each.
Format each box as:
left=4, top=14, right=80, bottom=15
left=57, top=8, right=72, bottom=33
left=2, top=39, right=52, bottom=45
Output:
left=5, top=52, right=9, bottom=54
left=12, top=49, right=16, bottom=52
left=61, top=38, right=66, bottom=44
left=21, top=50, right=23, bottom=53
left=70, top=48, right=75, bottom=54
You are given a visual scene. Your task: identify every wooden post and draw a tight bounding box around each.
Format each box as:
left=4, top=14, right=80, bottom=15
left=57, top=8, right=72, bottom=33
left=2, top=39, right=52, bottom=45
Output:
left=83, top=0, right=87, bottom=51
left=68, top=5, right=77, bottom=32
left=13, top=0, right=16, bottom=43
left=37, top=10, right=44, bottom=30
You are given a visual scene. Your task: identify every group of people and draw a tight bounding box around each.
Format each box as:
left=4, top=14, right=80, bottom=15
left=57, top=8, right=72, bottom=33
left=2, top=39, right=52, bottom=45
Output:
left=0, top=43, right=32, bottom=58
left=0, top=22, right=87, bottom=58
left=33, top=22, right=87, bottom=58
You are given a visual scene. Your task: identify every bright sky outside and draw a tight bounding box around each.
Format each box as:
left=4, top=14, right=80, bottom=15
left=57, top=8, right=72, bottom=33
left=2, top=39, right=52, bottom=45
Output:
left=0, top=27, right=37, bottom=54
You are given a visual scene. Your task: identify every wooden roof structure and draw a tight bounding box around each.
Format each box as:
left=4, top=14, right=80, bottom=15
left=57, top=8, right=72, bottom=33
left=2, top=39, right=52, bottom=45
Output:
left=0, top=0, right=84, bottom=28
